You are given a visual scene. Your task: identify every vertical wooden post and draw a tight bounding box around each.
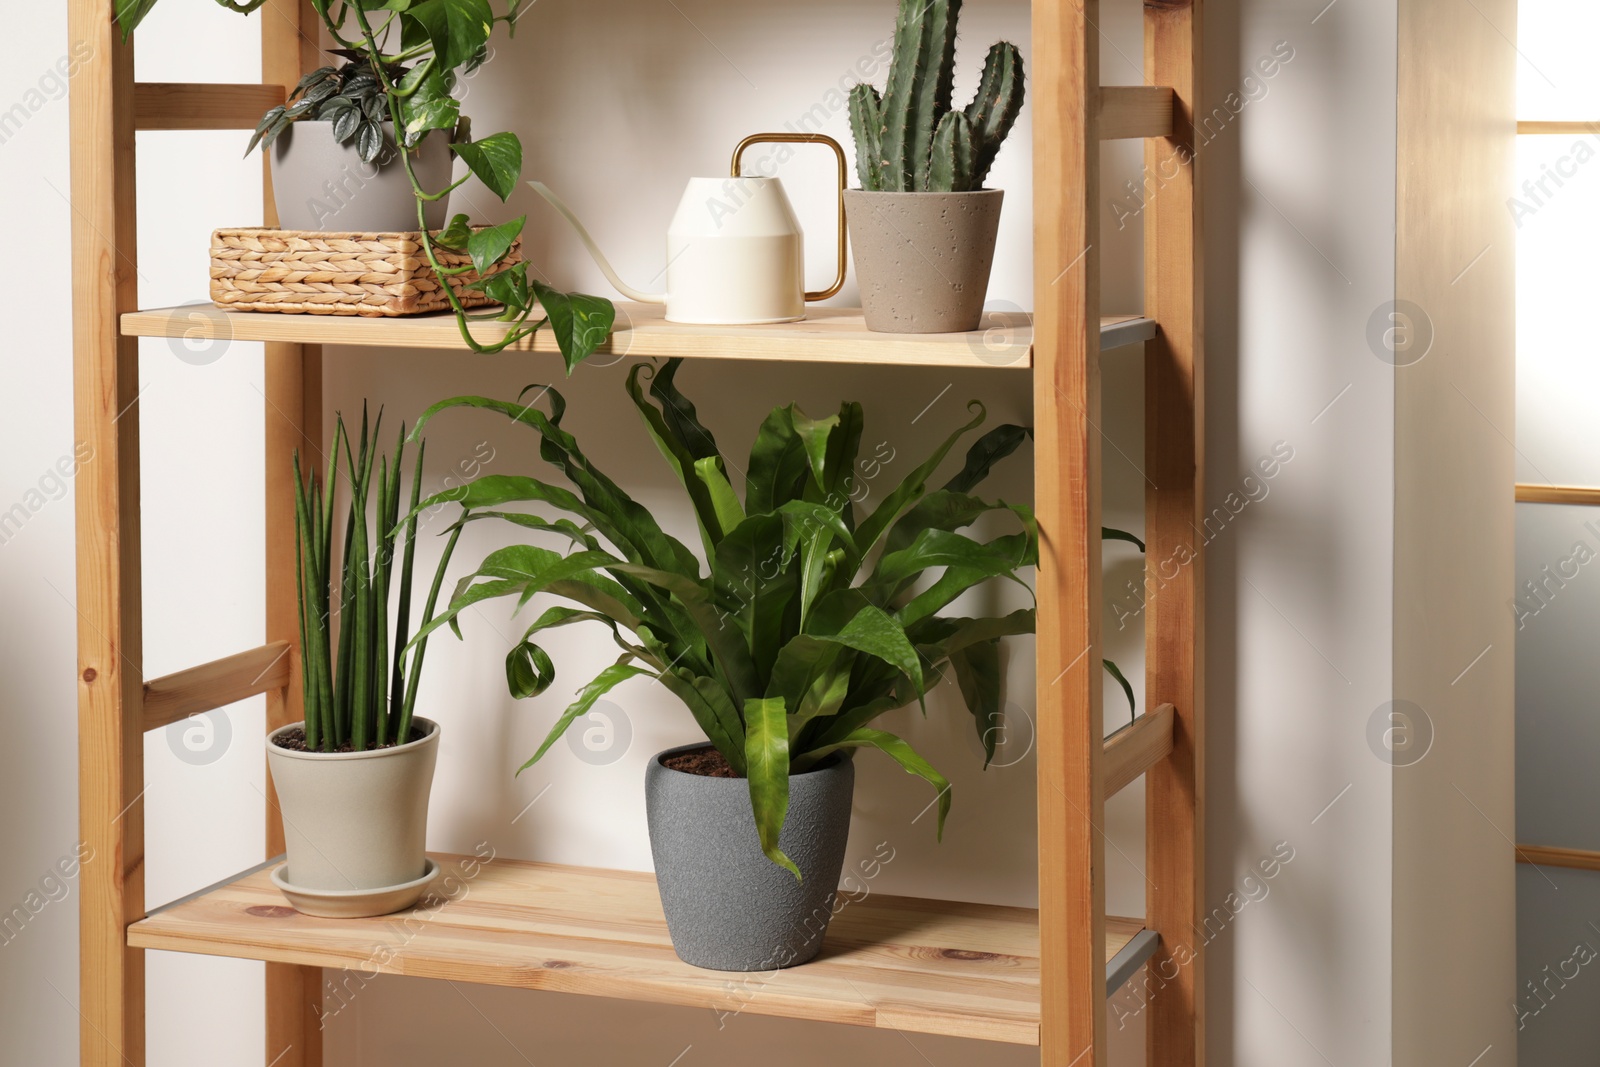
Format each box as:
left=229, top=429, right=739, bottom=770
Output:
left=1143, top=1, right=1205, bottom=1064
left=69, top=1, right=145, bottom=1064
left=262, top=3, right=325, bottom=1064
left=1034, top=0, right=1106, bottom=1064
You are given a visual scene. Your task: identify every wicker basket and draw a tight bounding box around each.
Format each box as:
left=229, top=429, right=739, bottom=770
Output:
left=209, top=228, right=521, bottom=316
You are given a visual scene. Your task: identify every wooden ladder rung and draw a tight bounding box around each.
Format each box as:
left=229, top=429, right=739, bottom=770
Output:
left=1103, top=703, right=1176, bottom=797
left=1098, top=85, right=1175, bottom=140
left=1515, top=482, right=1600, bottom=506
left=142, top=641, right=292, bottom=731
left=134, top=82, right=285, bottom=131
left=1515, top=844, right=1600, bottom=872
left=1517, top=120, right=1600, bottom=136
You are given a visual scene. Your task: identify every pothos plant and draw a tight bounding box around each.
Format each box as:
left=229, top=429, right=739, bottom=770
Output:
left=115, top=0, right=615, bottom=369
left=396, top=361, right=1137, bottom=875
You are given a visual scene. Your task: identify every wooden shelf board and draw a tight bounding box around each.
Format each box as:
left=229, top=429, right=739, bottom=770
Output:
left=1101, top=313, right=1158, bottom=350
left=122, top=303, right=1153, bottom=368
left=127, top=852, right=1145, bottom=1045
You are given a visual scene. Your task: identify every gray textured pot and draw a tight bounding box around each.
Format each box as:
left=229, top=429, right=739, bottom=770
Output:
left=844, top=188, right=1004, bottom=333
left=645, top=743, right=854, bottom=971
left=270, top=122, right=452, bottom=232
left=265, top=717, right=439, bottom=917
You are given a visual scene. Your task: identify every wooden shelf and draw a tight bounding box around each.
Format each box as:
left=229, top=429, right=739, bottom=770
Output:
left=128, top=852, right=1147, bottom=1046
left=121, top=302, right=1156, bottom=368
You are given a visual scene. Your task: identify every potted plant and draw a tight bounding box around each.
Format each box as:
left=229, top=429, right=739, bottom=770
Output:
left=249, top=51, right=457, bottom=233
left=398, top=360, right=1039, bottom=970
left=116, top=0, right=615, bottom=366
left=266, top=408, right=469, bottom=918
left=845, top=0, right=1025, bottom=333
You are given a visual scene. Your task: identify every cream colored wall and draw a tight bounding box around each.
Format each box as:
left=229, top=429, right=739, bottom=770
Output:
left=1393, top=0, right=1519, bottom=1061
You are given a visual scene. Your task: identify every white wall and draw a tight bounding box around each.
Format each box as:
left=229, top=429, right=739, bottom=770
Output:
left=0, top=5, right=92, bottom=1062
left=0, top=0, right=1513, bottom=1064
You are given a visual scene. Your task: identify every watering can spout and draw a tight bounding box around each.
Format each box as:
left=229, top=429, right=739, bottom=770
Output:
left=528, top=181, right=666, bottom=305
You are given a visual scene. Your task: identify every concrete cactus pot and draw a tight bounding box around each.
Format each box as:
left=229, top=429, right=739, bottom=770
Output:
left=844, top=189, right=1004, bottom=334
left=270, top=121, right=452, bottom=232
left=265, top=717, right=440, bottom=918
left=645, top=743, right=855, bottom=971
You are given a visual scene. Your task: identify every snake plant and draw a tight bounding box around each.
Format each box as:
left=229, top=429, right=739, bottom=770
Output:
left=399, top=363, right=1143, bottom=877
left=292, top=409, right=467, bottom=752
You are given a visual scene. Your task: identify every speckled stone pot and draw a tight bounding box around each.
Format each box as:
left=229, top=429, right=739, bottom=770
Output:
left=270, top=122, right=452, bottom=232
left=844, top=189, right=1004, bottom=333
left=645, top=743, right=855, bottom=972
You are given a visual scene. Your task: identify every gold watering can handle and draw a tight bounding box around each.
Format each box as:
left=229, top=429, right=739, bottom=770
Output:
left=731, top=133, right=848, bottom=302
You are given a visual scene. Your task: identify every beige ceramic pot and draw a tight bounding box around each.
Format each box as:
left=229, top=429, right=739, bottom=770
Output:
left=269, top=121, right=452, bottom=232
left=265, top=717, right=439, bottom=917
left=844, top=189, right=1004, bottom=333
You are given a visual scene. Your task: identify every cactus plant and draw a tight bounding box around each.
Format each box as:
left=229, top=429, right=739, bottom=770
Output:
left=848, top=0, right=1026, bottom=193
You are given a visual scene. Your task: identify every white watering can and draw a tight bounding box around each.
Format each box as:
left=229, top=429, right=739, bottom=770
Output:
left=530, top=133, right=846, bottom=325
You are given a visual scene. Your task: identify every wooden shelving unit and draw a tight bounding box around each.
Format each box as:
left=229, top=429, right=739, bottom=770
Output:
left=70, top=0, right=1203, bottom=1064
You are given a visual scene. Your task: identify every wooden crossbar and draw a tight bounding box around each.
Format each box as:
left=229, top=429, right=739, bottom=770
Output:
left=1516, top=844, right=1600, bottom=872
left=1517, top=121, right=1600, bottom=136
left=1098, top=86, right=1176, bottom=140
left=133, top=82, right=285, bottom=131
left=1515, top=483, right=1600, bottom=506
left=142, top=642, right=293, bottom=732
left=1104, top=704, right=1176, bottom=798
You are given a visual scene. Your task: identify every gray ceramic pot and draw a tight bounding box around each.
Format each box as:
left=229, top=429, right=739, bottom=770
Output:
left=645, top=743, right=855, bottom=971
left=844, top=188, right=1004, bottom=333
left=265, top=717, right=439, bottom=916
left=270, top=122, right=452, bottom=232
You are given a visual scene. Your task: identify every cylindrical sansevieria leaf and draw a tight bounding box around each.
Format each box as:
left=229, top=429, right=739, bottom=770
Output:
left=390, top=437, right=424, bottom=740
left=290, top=409, right=467, bottom=757
left=292, top=455, right=317, bottom=749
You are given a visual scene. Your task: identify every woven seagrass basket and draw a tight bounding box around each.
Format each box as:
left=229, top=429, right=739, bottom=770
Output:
left=209, top=228, right=521, bottom=316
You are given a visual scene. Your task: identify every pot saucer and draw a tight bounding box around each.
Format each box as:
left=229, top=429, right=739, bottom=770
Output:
left=270, top=858, right=440, bottom=919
